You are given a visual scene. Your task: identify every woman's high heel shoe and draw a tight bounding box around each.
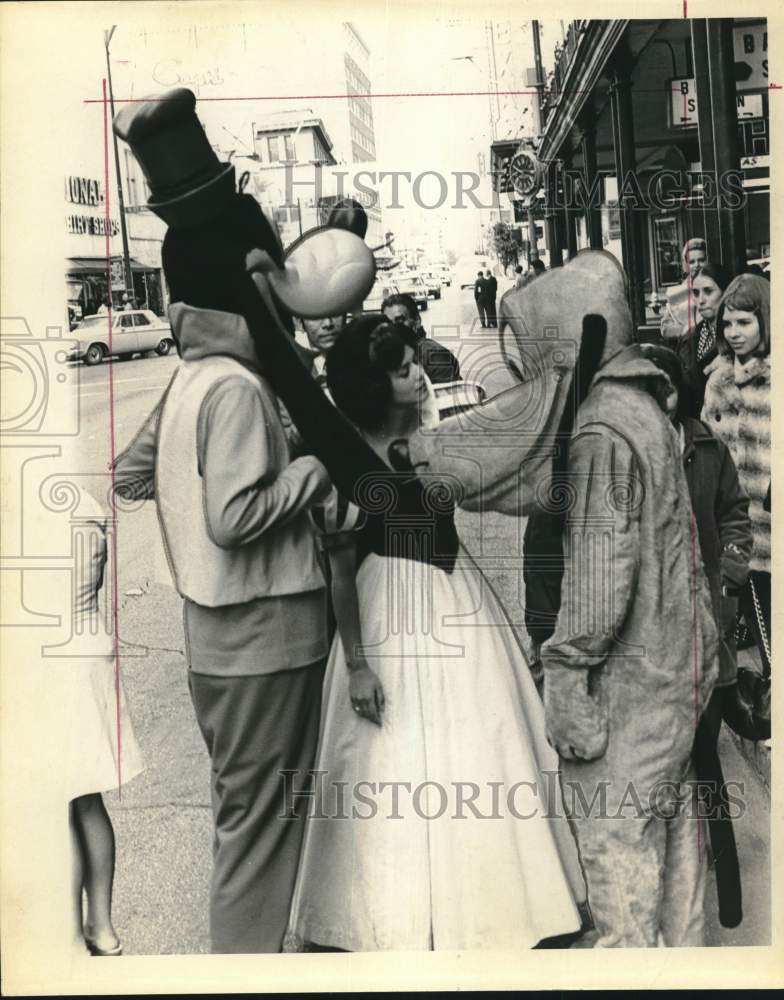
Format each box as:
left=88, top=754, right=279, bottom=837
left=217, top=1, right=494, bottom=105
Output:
left=84, top=934, right=123, bottom=956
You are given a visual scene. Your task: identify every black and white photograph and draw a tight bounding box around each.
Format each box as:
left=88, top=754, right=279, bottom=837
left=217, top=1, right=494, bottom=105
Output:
left=0, top=1, right=779, bottom=993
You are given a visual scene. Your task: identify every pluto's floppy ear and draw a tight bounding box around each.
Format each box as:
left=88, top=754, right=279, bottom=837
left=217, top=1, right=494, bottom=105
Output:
left=552, top=313, right=608, bottom=479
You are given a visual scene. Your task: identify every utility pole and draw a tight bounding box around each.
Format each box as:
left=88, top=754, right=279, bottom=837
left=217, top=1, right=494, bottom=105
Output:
left=104, top=26, right=134, bottom=302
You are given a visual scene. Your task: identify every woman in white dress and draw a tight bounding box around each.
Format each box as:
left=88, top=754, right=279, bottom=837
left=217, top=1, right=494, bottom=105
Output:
left=284, top=316, right=586, bottom=952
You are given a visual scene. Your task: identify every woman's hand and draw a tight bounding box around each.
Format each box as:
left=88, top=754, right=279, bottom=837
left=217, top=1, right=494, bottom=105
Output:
left=348, top=659, right=385, bottom=726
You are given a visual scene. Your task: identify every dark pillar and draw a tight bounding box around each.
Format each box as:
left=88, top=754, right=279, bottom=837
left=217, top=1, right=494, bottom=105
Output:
left=562, top=158, right=579, bottom=259
left=581, top=123, right=603, bottom=250
left=706, top=19, right=747, bottom=275
left=609, top=51, right=646, bottom=329
left=690, top=19, right=721, bottom=259
left=544, top=159, right=563, bottom=268
left=527, top=204, right=540, bottom=261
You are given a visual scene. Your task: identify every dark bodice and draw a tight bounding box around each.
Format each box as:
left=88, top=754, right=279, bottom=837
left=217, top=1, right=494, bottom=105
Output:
left=242, top=279, right=459, bottom=572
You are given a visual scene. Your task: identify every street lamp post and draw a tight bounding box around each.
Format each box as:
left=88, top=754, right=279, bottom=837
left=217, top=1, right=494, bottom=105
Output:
left=104, top=26, right=134, bottom=304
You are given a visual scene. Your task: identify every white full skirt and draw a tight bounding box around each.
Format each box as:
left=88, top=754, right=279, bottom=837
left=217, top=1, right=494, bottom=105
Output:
left=286, top=550, right=585, bottom=952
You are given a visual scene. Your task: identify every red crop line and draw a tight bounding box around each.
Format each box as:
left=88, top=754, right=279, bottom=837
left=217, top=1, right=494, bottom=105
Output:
left=83, top=88, right=591, bottom=104
left=683, top=0, right=688, bottom=18
left=689, top=511, right=703, bottom=860
left=103, top=78, right=123, bottom=799
left=769, top=83, right=783, bottom=90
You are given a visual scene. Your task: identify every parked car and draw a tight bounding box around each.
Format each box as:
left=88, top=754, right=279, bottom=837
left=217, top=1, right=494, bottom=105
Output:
left=455, top=254, right=491, bottom=289
left=432, top=380, right=486, bottom=421
left=394, top=272, right=429, bottom=311
left=363, top=276, right=400, bottom=312
left=421, top=272, right=442, bottom=300
left=67, top=310, right=175, bottom=365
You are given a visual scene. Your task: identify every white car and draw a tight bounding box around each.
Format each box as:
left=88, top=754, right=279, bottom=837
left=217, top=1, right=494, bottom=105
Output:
left=432, top=380, right=486, bottom=421
left=394, top=272, right=429, bottom=311
left=68, top=310, right=175, bottom=365
left=421, top=272, right=442, bottom=300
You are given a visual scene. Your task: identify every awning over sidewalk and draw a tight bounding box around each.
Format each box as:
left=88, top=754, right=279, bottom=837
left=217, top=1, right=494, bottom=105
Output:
left=67, top=256, right=153, bottom=274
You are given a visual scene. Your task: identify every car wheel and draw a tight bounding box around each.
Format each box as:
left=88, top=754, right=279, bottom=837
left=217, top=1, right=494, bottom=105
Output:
left=156, top=339, right=172, bottom=356
left=84, top=344, right=105, bottom=366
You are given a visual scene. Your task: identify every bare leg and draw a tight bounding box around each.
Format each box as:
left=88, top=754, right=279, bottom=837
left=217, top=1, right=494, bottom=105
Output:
left=68, top=802, right=85, bottom=942
left=71, top=793, right=120, bottom=952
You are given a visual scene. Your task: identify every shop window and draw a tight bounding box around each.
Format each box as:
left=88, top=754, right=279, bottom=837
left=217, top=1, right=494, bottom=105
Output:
left=267, top=136, right=280, bottom=162
left=284, top=135, right=297, bottom=161
left=653, top=217, right=682, bottom=287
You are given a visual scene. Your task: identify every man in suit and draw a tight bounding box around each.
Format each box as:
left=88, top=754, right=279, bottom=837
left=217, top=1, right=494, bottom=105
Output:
left=484, top=270, right=498, bottom=328
left=473, top=270, right=488, bottom=328
left=382, top=293, right=461, bottom=384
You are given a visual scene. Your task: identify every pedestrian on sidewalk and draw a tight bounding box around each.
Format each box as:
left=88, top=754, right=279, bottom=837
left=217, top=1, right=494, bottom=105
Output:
left=112, top=90, right=333, bottom=954
left=473, top=270, right=488, bottom=328
left=484, top=270, right=498, bottom=327
left=382, top=292, right=461, bottom=384
left=701, top=274, right=771, bottom=741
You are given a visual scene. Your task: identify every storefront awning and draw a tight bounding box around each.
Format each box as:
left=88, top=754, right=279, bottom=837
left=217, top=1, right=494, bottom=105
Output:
left=67, top=256, right=154, bottom=274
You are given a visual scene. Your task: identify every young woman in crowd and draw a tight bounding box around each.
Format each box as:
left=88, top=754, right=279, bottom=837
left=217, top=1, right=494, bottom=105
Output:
left=284, top=315, right=587, bottom=952
left=676, top=262, right=732, bottom=417
left=660, top=236, right=708, bottom=341
left=701, top=274, right=771, bottom=740
left=641, top=344, right=752, bottom=927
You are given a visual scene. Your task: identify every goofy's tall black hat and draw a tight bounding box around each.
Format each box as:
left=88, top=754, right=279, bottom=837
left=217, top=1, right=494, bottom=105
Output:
left=113, top=88, right=376, bottom=325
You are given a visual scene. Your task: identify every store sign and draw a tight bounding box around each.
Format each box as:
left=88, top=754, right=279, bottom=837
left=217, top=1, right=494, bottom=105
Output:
left=66, top=214, right=120, bottom=237
left=670, top=78, right=764, bottom=127
left=733, top=23, right=768, bottom=92
left=65, top=175, right=105, bottom=207
left=64, top=175, right=119, bottom=237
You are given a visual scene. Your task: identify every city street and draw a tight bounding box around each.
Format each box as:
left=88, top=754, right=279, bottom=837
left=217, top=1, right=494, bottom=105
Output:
left=71, top=282, right=772, bottom=955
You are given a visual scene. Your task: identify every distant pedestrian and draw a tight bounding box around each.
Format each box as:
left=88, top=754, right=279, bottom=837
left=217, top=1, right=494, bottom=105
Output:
left=530, top=258, right=546, bottom=278
left=382, top=292, right=461, bottom=384
left=514, top=265, right=527, bottom=290
left=484, top=270, right=498, bottom=327
left=473, top=270, right=488, bottom=328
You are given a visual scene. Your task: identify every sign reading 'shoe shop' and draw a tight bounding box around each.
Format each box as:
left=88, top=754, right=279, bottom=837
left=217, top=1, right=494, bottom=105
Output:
left=65, top=175, right=120, bottom=237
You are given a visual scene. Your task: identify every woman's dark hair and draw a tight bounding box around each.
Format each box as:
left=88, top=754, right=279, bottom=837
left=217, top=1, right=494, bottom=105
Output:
left=694, top=261, right=732, bottom=293
left=715, top=273, right=770, bottom=359
left=325, top=314, right=419, bottom=431
left=640, top=343, right=689, bottom=423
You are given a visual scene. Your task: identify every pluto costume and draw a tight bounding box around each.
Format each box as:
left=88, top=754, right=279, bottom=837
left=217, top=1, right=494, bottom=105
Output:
left=406, top=255, right=720, bottom=947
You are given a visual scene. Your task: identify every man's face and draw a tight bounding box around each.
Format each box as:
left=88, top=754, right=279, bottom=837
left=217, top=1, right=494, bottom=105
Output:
left=302, top=315, right=344, bottom=354
left=383, top=303, right=421, bottom=332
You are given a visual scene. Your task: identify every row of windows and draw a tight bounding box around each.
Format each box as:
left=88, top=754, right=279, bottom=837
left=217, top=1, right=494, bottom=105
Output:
left=345, top=54, right=371, bottom=96
left=350, top=125, right=375, bottom=156
left=124, top=150, right=151, bottom=207
left=348, top=96, right=373, bottom=128
left=264, top=134, right=297, bottom=163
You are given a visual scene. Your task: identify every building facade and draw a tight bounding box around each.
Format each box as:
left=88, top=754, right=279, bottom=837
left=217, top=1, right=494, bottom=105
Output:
left=501, top=18, right=769, bottom=331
